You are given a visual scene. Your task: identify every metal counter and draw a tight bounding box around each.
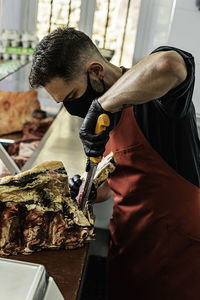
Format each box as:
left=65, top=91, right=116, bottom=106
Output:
left=22, top=107, right=86, bottom=178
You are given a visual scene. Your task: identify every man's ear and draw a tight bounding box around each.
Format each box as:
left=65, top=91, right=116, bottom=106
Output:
left=87, top=62, right=104, bottom=78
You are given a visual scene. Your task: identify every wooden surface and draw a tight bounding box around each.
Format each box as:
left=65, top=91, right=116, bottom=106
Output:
left=8, top=245, right=88, bottom=300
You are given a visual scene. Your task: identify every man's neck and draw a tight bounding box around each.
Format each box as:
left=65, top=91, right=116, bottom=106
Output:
left=104, top=63, right=123, bottom=90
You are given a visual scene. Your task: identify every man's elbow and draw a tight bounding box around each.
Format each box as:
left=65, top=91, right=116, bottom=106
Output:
left=156, top=50, right=187, bottom=87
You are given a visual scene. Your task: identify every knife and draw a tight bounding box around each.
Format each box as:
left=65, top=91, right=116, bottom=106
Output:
left=80, top=113, right=110, bottom=214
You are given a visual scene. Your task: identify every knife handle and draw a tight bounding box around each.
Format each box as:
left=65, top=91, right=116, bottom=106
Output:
left=90, top=113, right=110, bottom=163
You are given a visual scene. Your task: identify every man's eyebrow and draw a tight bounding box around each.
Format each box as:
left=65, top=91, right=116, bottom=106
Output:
left=62, top=90, right=74, bottom=102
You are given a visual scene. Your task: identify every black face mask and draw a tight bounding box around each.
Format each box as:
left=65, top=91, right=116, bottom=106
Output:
left=63, top=73, right=105, bottom=118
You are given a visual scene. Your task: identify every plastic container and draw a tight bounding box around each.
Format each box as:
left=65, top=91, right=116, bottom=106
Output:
left=0, top=258, right=64, bottom=300
left=20, top=54, right=28, bottom=63
left=10, top=31, right=20, bottom=47
left=1, top=29, right=9, bottom=47
left=11, top=53, right=18, bottom=60
left=21, top=32, right=31, bottom=48
left=29, top=33, right=38, bottom=49
left=3, top=53, right=10, bottom=61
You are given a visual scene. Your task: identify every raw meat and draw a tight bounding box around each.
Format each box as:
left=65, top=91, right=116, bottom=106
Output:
left=0, top=161, right=94, bottom=256
left=0, top=90, right=40, bottom=135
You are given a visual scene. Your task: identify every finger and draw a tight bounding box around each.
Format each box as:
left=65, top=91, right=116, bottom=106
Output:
left=70, top=186, right=81, bottom=197
left=83, top=144, right=106, bottom=157
left=69, top=177, right=82, bottom=191
left=80, top=119, right=97, bottom=135
left=68, top=177, right=75, bottom=188
left=83, top=140, right=110, bottom=157
left=80, top=135, right=109, bottom=151
left=73, top=174, right=82, bottom=185
left=83, top=138, right=109, bottom=150
left=79, top=131, right=108, bottom=142
left=82, top=137, right=109, bottom=157
left=71, top=191, right=78, bottom=200
left=88, top=148, right=105, bottom=157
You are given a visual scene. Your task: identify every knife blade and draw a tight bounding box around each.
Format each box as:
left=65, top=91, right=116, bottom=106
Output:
left=80, top=113, right=110, bottom=214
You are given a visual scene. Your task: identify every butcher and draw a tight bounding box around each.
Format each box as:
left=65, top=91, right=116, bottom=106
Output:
left=29, top=27, right=200, bottom=300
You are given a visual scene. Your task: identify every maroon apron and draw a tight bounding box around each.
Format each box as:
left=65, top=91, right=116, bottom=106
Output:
left=104, top=106, right=200, bottom=300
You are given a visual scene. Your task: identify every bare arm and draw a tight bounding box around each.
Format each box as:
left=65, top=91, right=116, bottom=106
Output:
left=99, top=51, right=187, bottom=112
left=95, top=180, right=113, bottom=203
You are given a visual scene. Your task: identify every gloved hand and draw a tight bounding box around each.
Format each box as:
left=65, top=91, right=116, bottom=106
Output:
left=69, top=174, right=97, bottom=202
left=69, top=174, right=82, bottom=200
left=79, top=99, right=113, bottom=158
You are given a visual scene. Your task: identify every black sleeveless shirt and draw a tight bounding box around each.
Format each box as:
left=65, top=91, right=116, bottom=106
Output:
left=130, top=46, right=200, bottom=188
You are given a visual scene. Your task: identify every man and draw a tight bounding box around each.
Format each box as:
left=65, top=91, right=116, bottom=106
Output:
left=29, top=27, right=200, bottom=300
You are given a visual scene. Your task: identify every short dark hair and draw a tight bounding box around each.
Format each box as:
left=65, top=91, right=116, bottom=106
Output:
left=29, top=27, right=103, bottom=88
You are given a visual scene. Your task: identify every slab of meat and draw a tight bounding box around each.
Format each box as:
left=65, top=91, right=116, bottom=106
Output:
left=22, top=118, right=53, bottom=139
left=8, top=138, right=40, bottom=156
left=8, top=139, right=41, bottom=169
left=0, top=161, right=94, bottom=256
left=0, top=90, right=40, bottom=135
left=18, top=141, right=40, bottom=158
left=6, top=118, right=53, bottom=170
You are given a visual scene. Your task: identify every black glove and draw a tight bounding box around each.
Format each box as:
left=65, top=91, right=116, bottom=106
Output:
left=79, top=99, right=113, bottom=158
left=69, top=174, right=97, bottom=202
left=69, top=174, right=82, bottom=200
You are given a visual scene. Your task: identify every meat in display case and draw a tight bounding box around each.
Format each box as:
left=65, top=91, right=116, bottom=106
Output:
left=0, top=62, right=62, bottom=177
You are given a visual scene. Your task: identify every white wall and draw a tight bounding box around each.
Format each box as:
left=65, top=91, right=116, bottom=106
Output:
left=133, top=0, right=200, bottom=114
left=0, top=0, right=38, bottom=33
left=79, top=0, right=96, bottom=38
left=167, top=0, right=200, bottom=113
left=133, top=0, right=175, bottom=63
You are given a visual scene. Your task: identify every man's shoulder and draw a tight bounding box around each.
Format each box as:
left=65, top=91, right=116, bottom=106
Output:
left=150, top=46, right=194, bottom=61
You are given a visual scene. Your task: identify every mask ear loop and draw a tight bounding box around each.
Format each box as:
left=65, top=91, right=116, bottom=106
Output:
left=86, top=71, right=90, bottom=85
left=100, top=77, right=106, bottom=93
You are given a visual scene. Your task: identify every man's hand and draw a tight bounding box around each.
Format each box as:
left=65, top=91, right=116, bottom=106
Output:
left=79, top=99, right=112, bottom=158
left=69, top=174, right=82, bottom=200
left=69, top=174, right=97, bottom=202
